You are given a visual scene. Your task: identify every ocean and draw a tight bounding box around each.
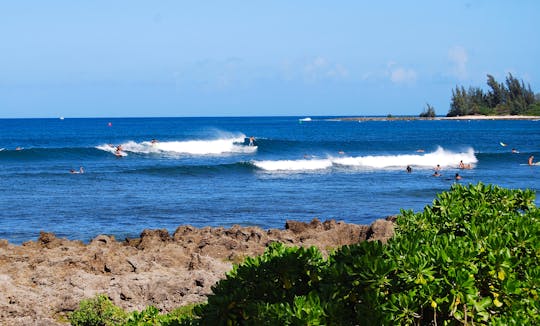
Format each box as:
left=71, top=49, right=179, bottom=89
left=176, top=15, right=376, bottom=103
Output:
left=1, top=117, right=539, bottom=244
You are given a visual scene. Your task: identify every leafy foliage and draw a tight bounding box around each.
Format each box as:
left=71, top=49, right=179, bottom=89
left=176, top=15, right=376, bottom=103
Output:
left=447, top=73, right=538, bottom=116
left=69, top=294, right=127, bottom=326
left=71, top=184, right=540, bottom=325
left=69, top=295, right=195, bottom=326
left=191, top=183, right=540, bottom=325
left=193, top=243, right=325, bottom=324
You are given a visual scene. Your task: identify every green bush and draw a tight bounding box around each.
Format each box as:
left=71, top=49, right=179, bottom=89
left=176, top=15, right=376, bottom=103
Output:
left=194, top=242, right=325, bottom=325
left=69, top=295, right=196, bottom=326
left=69, top=294, right=127, bottom=326
left=191, top=183, right=540, bottom=325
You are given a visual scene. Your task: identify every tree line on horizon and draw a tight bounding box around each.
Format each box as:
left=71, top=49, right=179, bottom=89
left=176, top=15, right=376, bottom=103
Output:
left=447, top=73, right=540, bottom=117
left=419, top=73, right=540, bottom=118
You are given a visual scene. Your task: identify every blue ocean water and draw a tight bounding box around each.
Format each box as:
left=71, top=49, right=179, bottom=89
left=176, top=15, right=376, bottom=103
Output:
left=1, top=117, right=539, bottom=244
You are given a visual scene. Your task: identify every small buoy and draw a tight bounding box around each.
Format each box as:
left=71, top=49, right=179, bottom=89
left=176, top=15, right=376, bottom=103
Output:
left=107, top=122, right=112, bottom=127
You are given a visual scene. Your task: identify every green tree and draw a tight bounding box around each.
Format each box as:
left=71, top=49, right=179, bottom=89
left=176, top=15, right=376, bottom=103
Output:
left=448, top=86, right=466, bottom=116
left=419, top=103, right=436, bottom=118
left=486, top=74, right=505, bottom=108
left=448, top=73, right=539, bottom=116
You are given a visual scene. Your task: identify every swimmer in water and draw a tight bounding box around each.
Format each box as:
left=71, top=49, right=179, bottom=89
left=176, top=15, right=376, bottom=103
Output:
left=459, top=160, right=472, bottom=169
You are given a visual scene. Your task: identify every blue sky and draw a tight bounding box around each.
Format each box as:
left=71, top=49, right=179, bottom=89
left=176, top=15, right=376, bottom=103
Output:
left=1, top=1, right=538, bottom=118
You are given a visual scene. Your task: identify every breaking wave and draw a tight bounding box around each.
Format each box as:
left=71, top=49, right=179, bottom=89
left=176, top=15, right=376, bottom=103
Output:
left=96, top=135, right=257, bottom=156
left=253, top=147, right=477, bottom=172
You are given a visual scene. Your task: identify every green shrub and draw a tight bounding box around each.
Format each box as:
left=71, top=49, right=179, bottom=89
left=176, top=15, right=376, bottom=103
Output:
left=192, top=183, right=540, bottom=325
left=69, top=295, right=196, bottom=326
left=325, top=183, right=540, bottom=324
left=69, top=294, right=127, bottom=326
left=194, top=242, right=325, bottom=324
left=124, top=304, right=196, bottom=325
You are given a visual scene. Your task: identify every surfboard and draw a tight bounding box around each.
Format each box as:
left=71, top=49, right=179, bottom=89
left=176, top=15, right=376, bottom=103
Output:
left=520, top=162, right=540, bottom=166
left=115, top=151, right=127, bottom=157
left=500, top=142, right=507, bottom=147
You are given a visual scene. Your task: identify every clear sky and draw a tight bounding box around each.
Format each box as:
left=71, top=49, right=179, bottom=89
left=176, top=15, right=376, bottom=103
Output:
left=1, top=1, right=539, bottom=118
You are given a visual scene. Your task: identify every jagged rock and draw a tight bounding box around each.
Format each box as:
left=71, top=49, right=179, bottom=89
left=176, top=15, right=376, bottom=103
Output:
left=367, top=219, right=395, bottom=243
left=285, top=220, right=309, bottom=233
left=0, top=219, right=395, bottom=324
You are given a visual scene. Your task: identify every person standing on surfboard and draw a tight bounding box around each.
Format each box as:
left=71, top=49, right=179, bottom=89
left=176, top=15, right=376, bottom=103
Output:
left=529, top=155, right=535, bottom=166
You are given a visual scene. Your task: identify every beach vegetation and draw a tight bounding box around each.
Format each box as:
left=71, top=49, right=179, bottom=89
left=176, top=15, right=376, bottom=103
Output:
left=419, top=103, right=436, bottom=118
left=68, top=295, right=197, bottom=325
left=189, top=183, right=540, bottom=325
left=68, top=294, right=127, bottom=326
left=69, top=183, right=540, bottom=325
left=448, top=73, right=539, bottom=116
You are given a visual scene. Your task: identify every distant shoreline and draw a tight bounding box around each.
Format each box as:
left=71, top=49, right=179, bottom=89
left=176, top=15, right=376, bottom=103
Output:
left=334, top=115, right=540, bottom=121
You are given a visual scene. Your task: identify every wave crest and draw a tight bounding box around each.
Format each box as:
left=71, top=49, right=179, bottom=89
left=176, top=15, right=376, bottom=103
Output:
left=96, top=135, right=257, bottom=156
left=253, top=147, right=477, bottom=172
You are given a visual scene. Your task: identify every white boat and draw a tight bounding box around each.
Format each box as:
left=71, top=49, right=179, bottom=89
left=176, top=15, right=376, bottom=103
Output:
left=299, top=117, right=312, bottom=122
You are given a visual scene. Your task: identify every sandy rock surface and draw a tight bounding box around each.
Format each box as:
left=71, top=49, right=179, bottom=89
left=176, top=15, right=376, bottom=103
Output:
left=0, top=218, right=394, bottom=325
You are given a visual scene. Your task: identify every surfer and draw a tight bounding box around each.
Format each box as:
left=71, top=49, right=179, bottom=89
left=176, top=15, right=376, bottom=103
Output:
left=151, top=139, right=158, bottom=144
left=434, top=164, right=441, bottom=171
left=511, top=148, right=519, bottom=154
left=433, top=171, right=441, bottom=177
left=529, top=155, right=535, bottom=166
left=249, top=136, right=255, bottom=146
left=406, top=165, right=412, bottom=173
left=70, top=167, right=84, bottom=174
left=115, top=145, right=124, bottom=156
left=455, top=173, right=462, bottom=180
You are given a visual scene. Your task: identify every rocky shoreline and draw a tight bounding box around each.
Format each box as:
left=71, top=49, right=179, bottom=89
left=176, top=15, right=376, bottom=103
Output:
left=0, top=218, right=395, bottom=325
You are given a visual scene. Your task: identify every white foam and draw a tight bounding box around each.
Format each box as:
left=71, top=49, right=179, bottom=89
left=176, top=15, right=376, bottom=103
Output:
left=253, top=147, right=477, bottom=172
left=333, top=147, right=477, bottom=169
left=253, top=159, right=332, bottom=171
left=96, top=135, right=257, bottom=156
